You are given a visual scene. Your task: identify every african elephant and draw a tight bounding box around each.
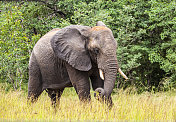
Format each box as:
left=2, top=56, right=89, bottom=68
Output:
left=28, top=21, right=128, bottom=108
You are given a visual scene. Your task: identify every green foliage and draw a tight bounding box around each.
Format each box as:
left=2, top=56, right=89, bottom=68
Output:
left=147, top=0, right=176, bottom=91
left=109, top=0, right=176, bottom=92
left=0, top=0, right=175, bottom=92
left=0, top=2, right=41, bottom=90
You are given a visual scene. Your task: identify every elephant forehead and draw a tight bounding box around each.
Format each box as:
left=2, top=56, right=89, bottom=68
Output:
left=91, top=26, right=110, bottom=31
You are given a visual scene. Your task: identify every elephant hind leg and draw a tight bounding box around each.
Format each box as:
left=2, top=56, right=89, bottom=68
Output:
left=46, top=89, right=64, bottom=107
left=28, top=53, right=43, bottom=103
left=28, top=91, right=42, bottom=103
left=46, top=89, right=57, bottom=107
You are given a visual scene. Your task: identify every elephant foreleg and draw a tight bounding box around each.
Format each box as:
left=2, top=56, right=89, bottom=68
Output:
left=66, top=64, right=91, bottom=102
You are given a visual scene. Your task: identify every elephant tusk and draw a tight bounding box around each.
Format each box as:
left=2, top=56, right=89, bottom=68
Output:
left=118, top=68, right=128, bottom=80
left=99, top=69, right=104, bottom=80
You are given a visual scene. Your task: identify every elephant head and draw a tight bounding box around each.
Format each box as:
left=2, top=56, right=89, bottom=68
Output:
left=51, top=21, right=128, bottom=105
left=87, top=21, right=128, bottom=103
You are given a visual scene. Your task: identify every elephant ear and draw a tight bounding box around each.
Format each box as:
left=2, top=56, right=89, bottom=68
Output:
left=96, top=21, right=107, bottom=27
left=51, top=25, right=92, bottom=71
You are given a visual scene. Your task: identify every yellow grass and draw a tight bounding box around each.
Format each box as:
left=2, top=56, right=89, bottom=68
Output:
left=0, top=88, right=176, bottom=121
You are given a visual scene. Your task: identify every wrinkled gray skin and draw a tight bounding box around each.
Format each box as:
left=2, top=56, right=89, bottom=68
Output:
left=28, top=21, right=120, bottom=108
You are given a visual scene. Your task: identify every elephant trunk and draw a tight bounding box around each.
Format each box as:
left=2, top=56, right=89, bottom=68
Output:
left=103, top=58, right=118, bottom=98
left=95, top=55, right=128, bottom=100
left=95, top=56, right=118, bottom=100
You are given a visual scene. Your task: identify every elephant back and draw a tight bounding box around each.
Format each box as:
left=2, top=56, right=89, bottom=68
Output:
left=33, top=28, right=60, bottom=66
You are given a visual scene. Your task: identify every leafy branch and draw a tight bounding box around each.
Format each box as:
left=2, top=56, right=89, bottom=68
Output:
left=38, top=0, right=66, bottom=18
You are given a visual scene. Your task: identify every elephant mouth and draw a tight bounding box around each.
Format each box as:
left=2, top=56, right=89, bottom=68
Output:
left=98, top=68, right=128, bottom=80
left=95, top=68, right=129, bottom=99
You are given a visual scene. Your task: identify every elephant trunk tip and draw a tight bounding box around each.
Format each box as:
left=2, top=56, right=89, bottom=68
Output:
left=94, top=88, right=105, bottom=98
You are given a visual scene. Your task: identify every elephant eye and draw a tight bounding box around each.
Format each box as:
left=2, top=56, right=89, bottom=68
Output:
left=93, top=47, right=99, bottom=55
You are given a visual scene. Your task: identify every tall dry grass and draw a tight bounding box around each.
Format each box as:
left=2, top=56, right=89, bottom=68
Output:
left=0, top=88, right=176, bottom=121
